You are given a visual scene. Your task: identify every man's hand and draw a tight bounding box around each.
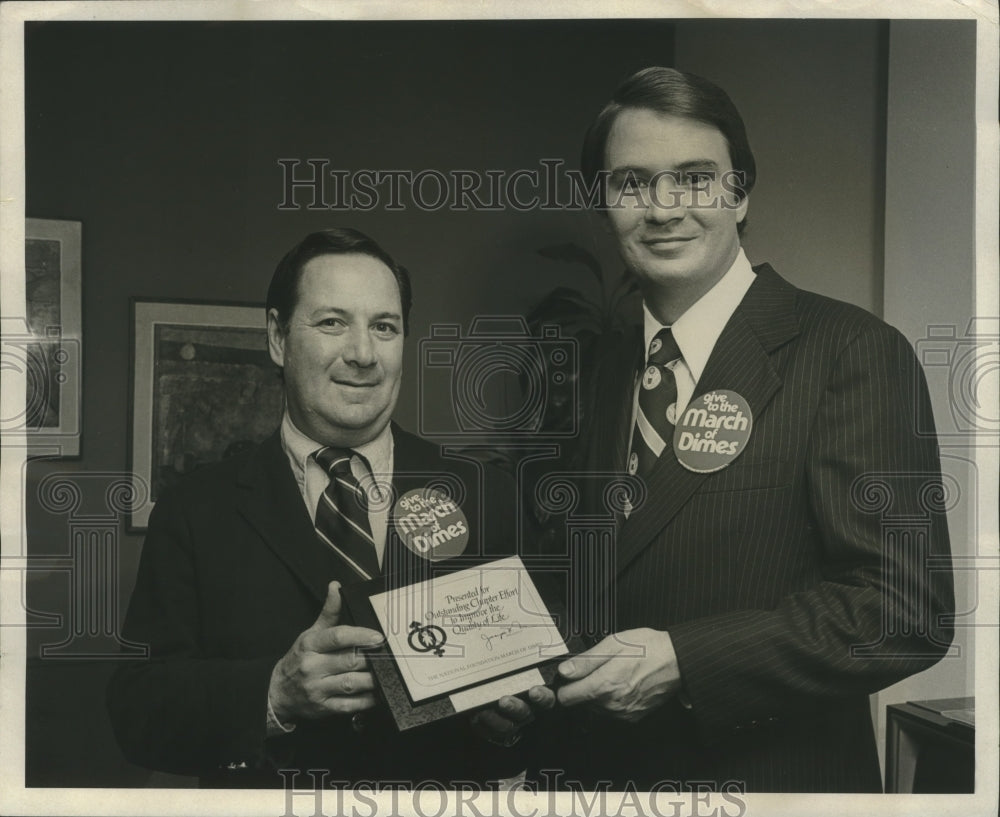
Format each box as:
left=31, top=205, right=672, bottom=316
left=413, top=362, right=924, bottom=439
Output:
left=268, top=581, right=384, bottom=723
left=470, top=686, right=556, bottom=746
left=556, top=629, right=681, bottom=722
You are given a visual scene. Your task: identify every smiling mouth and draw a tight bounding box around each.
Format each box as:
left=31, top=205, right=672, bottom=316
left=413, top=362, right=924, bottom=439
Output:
left=644, top=236, right=694, bottom=246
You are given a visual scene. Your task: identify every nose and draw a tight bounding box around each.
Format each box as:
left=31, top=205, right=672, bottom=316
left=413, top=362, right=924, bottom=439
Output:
left=343, top=325, right=376, bottom=368
left=644, top=175, right=687, bottom=224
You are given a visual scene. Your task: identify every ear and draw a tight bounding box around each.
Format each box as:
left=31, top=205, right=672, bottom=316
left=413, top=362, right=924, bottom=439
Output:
left=734, top=192, right=750, bottom=225
left=266, top=308, right=286, bottom=368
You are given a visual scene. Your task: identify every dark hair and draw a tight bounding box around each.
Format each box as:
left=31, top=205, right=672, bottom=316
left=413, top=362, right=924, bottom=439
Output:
left=266, top=227, right=413, bottom=334
left=581, top=66, right=756, bottom=234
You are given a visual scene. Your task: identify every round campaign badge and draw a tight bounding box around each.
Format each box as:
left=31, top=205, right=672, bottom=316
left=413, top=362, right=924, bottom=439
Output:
left=672, top=390, right=753, bottom=473
left=642, top=366, right=662, bottom=390
left=392, top=488, right=470, bottom=561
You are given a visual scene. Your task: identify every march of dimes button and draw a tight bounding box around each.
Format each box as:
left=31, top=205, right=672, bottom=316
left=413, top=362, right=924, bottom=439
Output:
left=672, top=390, right=752, bottom=473
left=392, top=487, right=470, bottom=561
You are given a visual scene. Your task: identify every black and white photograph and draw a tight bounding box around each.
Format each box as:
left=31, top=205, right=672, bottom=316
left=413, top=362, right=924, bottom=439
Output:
left=1, top=2, right=996, bottom=816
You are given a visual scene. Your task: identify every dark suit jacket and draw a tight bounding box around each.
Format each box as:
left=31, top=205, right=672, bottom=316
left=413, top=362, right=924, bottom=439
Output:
left=107, top=423, right=525, bottom=787
left=539, top=265, right=954, bottom=792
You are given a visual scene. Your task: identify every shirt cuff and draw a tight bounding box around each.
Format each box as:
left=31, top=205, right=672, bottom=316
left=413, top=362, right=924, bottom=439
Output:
left=266, top=694, right=296, bottom=737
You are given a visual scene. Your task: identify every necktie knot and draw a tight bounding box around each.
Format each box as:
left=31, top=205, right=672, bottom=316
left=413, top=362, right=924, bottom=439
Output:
left=314, top=446, right=355, bottom=477
left=647, top=328, right=681, bottom=367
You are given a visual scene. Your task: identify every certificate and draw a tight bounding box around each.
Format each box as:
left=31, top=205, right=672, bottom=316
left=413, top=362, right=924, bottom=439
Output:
left=341, top=555, right=576, bottom=730
left=372, top=555, right=567, bottom=701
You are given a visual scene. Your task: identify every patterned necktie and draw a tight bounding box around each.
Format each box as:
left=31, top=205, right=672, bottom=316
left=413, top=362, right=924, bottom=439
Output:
left=628, top=328, right=682, bottom=478
left=313, top=447, right=380, bottom=581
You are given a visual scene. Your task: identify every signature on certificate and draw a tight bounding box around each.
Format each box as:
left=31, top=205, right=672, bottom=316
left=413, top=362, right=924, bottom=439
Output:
left=482, top=622, right=524, bottom=652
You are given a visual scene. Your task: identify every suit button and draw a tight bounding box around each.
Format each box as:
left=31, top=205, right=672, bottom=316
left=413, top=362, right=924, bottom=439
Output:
left=750, top=719, right=759, bottom=728
left=352, top=713, right=367, bottom=733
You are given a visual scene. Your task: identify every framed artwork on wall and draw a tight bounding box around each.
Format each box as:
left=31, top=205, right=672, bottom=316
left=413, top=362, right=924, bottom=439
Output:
left=128, top=299, right=284, bottom=529
left=18, top=218, right=83, bottom=457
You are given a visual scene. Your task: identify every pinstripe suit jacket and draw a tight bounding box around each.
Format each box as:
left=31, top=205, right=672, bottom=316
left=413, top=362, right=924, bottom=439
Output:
left=544, top=264, right=954, bottom=792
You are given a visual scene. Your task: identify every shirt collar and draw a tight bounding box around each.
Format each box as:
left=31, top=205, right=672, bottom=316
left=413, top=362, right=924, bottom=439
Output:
left=642, top=248, right=756, bottom=382
left=280, top=412, right=394, bottom=479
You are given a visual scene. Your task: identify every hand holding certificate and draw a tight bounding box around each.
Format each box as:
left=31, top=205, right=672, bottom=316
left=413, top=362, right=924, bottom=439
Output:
left=342, top=556, right=577, bottom=730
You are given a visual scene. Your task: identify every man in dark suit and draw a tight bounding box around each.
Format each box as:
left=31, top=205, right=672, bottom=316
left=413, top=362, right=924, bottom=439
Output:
left=108, top=228, right=554, bottom=787
left=543, top=67, right=954, bottom=792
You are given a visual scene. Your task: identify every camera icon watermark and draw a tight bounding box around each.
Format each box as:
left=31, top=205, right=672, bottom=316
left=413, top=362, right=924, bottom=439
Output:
left=915, top=318, right=999, bottom=445
left=417, top=316, right=578, bottom=439
left=1, top=316, right=81, bottom=455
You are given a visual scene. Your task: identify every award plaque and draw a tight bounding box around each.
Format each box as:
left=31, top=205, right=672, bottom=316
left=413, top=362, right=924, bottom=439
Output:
left=341, top=555, right=575, bottom=730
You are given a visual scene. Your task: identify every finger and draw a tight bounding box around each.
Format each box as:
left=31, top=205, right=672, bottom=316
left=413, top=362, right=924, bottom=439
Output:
left=472, top=708, right=518, bottom=738
left=527, top=685, right=557, bottom=711
left=496, top=695, right=533, bottom=724
left=556, top=662, right=617, bottom=708
left=323, top=692, right=379, bottom=715
left=298, top=646, right=369, bottom=678
left=310, top=581, right=343, bottom=630
left=316, top=671, right=376, bottom=697
left=305, top=624, right=384, bottom=654
left=557, top=637, right=620, bottom=681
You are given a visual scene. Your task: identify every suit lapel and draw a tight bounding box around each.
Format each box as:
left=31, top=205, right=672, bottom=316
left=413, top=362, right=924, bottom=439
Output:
left=588, top=328, right=643, bottom=474
left=614, top=265, right=800, bottom=578
left=235, top=432, right=339, bottom=604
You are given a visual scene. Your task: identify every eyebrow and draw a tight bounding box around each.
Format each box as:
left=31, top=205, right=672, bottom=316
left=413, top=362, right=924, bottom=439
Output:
left=609, top=159, right=721, bottom=175
left=305, top=307, right=403, bottom=322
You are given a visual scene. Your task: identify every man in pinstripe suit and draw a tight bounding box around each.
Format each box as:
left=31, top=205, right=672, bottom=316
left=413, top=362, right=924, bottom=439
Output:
left=543, top=67, right=954, bottom=792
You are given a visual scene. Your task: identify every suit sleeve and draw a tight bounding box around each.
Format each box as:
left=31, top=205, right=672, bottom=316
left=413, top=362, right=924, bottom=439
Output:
left=667, top=325, right=955, bottom=744
left=106, top=489, right=282, bottom=776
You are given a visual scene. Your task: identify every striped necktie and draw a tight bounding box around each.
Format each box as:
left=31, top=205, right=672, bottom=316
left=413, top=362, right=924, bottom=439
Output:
left=628, top=328, right=682, bottom=478
left=313, top=447, right=380, bottom=581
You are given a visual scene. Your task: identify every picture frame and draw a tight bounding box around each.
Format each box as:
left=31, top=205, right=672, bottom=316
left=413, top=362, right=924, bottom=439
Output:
left=128, top=298, right=284, bottom=529
left=21, top=218, right=83, bottom=457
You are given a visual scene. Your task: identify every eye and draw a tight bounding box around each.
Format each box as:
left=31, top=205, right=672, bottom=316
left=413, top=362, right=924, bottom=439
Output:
left=620, top=174, right=649, bottom=192
left=317, top=317, right=346, bottom=330
left=373, top=321, right=400, bottom=338
left=682, top=171, right=714, bottom=187
left=609, top=171, right=649, bottom=193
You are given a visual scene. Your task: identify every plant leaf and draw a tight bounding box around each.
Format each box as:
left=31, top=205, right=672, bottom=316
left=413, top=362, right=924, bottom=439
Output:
left=607, top=269, right=641, bottom=321
left=526, top=287, right=602, bottom=325
left=536, top=243, right=604, bottom=290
